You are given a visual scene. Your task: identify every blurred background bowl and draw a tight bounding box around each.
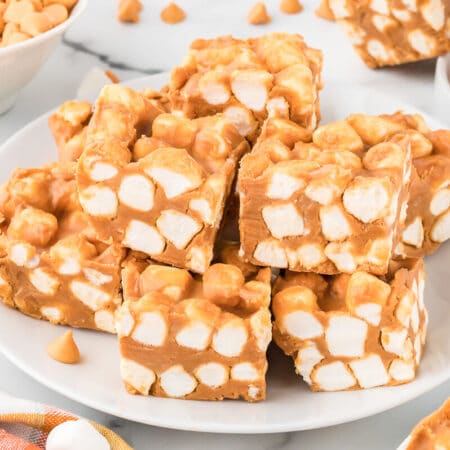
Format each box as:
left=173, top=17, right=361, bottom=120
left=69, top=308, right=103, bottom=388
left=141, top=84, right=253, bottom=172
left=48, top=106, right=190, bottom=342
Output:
left=0, top=0, right=87, bottom=115
left=434, top=54, right=450, bottom=126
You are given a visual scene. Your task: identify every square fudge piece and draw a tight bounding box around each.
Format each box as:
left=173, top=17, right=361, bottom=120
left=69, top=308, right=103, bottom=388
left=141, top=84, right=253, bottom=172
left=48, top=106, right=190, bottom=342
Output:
left=0, top=164, right=124, bottom=332
left=328, top=0, right=450, bottom=68
left=77, top=84, right=249, bottom=274
left=238, top=115, right=413, bottom=275
left=272, top=258, right=427, bottom=391
left=117, top=244, right=272, bottom=401
left=169, top=33, right=323, bottom=141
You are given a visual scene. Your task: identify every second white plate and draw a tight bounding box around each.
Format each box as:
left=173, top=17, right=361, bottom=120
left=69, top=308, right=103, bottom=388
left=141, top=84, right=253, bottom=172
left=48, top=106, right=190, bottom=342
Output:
left=0, top=75, right=448, bottom=433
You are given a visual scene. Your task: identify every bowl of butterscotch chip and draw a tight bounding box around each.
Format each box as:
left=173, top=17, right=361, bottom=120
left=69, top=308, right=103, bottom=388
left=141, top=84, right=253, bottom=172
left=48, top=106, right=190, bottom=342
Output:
left=0, top=0, right=87, bottom=114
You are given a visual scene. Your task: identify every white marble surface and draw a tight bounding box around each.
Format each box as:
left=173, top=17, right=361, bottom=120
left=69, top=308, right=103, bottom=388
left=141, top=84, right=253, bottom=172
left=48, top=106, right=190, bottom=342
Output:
left=0, top=1, right=449, bottom=449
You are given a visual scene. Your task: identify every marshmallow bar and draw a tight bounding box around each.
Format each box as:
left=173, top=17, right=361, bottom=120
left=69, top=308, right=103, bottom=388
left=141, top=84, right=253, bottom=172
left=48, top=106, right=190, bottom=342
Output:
left=169, top=33, right=323, bottom=141
left=238, top=115, right=413, bottom=275
left=77, top=84, right=249, bottom=273
left=400, top=398, right=450, bottom=449
left=117, top=244, right=272, bottom=401
left=0, top=163, right=124, bottom=332
left=329, top=0, right=450, bottom=68
left=272, top=259, right=427, bottom=391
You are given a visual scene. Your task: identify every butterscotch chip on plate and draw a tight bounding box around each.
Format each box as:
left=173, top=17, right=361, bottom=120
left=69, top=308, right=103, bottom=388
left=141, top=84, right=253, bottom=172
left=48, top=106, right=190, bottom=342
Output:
left=401, top=398, right=450, bottom=449
left=272, top=258, right=427, bottom=391
left=77, top=84, right=249, bottom=273
left=117, top=244, right=272, bottom=401
left=48, top=330, right=80, bottom=364
left=328, top=0, right=450, bottom=68
left=280, top=0, right=303, bottom=14
left=247, top=2, right=271, bottom=24
left=0, top=163, right=124, bottom=332
left=238, top=115, right=413, bottom=275
left=168, top=33, right=323, bottom=142
left=118, top=0, right=142, bottom=23
left=160, top=2, right=186, bottom=24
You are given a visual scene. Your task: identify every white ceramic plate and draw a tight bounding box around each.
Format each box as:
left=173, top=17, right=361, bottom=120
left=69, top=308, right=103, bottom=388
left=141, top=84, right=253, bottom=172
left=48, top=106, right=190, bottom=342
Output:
left=0, top=75, right=449, bottom=434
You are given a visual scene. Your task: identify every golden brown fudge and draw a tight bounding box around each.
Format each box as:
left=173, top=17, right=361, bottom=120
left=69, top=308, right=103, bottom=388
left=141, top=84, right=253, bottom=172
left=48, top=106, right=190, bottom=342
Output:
left=238, top=115, right=413, bottom=275
left=328, top=0, right=450, bottom=68
left=48, top=100, right=92, bottom=163
left=77, top=84, right=249, bottom=273
left=117, top=244, right=272, bottom=401
left=169, top=33, right=323, bottom=141
left=402, top=398, right=450, bottom=449
left=0, top=163, right=124, bottom=332
left=272, top=259, right=427, bottom=391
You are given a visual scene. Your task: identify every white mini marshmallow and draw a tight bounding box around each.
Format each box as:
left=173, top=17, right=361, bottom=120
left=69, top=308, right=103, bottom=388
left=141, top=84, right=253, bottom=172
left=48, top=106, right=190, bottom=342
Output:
left=29, top=268, right=59, bottom=296
left=189, top=198, right=214, bottom=225
left=186, top=246, right=208, bottom=273
left=94, top=310, right=116, bottom=333
left=212, top=321, right=248, bottom=357
left=70, top=281, right=111, bottom=311
left=313, top=361, right=356, bottom=391
left=266, top=173, right=304, bottom=200
left=123, top=220, right=166, bottom=255
left=284, top=311, right=324, bottom=339
left=349, top=354, right=390, bottom=388
left=408, top=30, right=436, bottom=56
left=320, top=205, right=352, bottom=241
left=325, top=242, right=357, bottom=273
left=402, top=217, right=424, bottom=248
left=414, top=334, right=422, bottom=364
left=253, top=240, right=287, bottom=267
left=160, top=365, right=197, bottom=398
left=83, top=268, right=112, bottom=286
left=120, top=358, right=155, bottom=395
left=175, top=322, right=212, bottom=350
left=224, top=106, right=256, bottom=137
left=410, top=301, right=419, bottom=333
left=58, top=258, right=81, bottom=275
left=367, top=40, right=391, bottom=63
left=10, top=243, right=39, bottom=268
left=156, top=210, right=202, bottom=250
left=46, top=419, right=110, bottom=450
left=355, top=303, right=382, bottom=326
left=79, top=186, right=118, bottom=218
left=326, top=315, right=367, bottom=357
left=396, top=292, right=414, bottom=327
left=294, top=343, right=324, bottom=384
left=41, top=306, right=62, bottom=322
left=145, top=167, right=201, bottom=199
left=389, top=359, right=415, bottom=381
left=248, top=385, right=260, bottom=400
left=381, top=327, right=408, bottom=356
left=195, top=363, right=229, bottom=388
left=115, top=306, right=135, bottom=337
left=430, top=188, right=450, bottom=216
left=262, top=203, right=304, bottom=239
left=231, top=70, right=271, bottom=111
left=132, top=312, right=167, bottom=347
left=89, top=162, right=118, bottom=181
left=329, top=0, right=351, bottom=18
left=420, top=0, right=445, bottom=31
left=250, top=310, right=272, bottom=351
left=431, top=210, right=450, bottom=243
left=118, top=174, right=154, bottom=212
left=296, top=244, right=327, bottom=269
left=231, top=362, right=259, bottom=381
left=370, top=0, right=389, bottom=14
left=200, top=80, right=230, bottom=105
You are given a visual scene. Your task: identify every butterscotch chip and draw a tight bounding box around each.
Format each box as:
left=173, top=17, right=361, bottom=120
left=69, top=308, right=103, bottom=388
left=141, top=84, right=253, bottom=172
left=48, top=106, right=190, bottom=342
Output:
left=280, top=0, right=303, bottom=14
left=247, top=2, right=271, bottom=25
left=405, top=398, right=450, bottom=449
left=0, top=163, right=124, bottom=332
left=315, top=0, right=335, bottom=21
left=48, top=330, right=80, bottom=364
left=117, top=245, right=271, bottom=401
left=272, top=259, right=427, bottom=391
left=105, top=69, right=120, bottom=84
left=117, top=0, right=142, bottom=23
left=160, top=2, right=186, bottom=24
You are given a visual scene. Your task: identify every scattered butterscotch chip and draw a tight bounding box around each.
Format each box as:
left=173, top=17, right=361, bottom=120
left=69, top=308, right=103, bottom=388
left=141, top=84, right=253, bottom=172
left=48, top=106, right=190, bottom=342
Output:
left=160, top=2, right=186, bottom=24
left=280, top=0, right=303, bottom=14
left=105, top=69, right=120, bottom=83
left=117, top=0, right=142, bottom=23
left=247, top=2, right=271, bottom=25
left=315, top=0, right=335, bottom=21
left=48, top=330, right=80, bottom=364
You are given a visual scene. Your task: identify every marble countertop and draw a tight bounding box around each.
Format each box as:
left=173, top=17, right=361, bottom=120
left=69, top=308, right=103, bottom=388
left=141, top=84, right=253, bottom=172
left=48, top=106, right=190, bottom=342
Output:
left=0, top=1, right=448, bottom=449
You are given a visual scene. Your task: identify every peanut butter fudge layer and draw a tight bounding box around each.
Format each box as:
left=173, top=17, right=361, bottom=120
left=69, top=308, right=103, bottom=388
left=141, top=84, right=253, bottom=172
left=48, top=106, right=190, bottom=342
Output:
left=0, top=163, right=124, bottom=332
left=403, top=398, right=450, bottom=450
left=272, top=258, right=427, bottom=391
left=77, top=84, right=249, bottom=274
left=117, top=244, right=272, bottom=401
left=169, top=33, right=323, bottom=141
left=328, top=0, right=450, bottom=68
left=238, top=115, right=413, bottom=275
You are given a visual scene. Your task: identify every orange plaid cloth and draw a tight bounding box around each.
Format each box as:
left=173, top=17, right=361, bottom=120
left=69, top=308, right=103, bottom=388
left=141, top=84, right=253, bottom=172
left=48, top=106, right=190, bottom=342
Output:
left=0, top=392, right=132, bottom=449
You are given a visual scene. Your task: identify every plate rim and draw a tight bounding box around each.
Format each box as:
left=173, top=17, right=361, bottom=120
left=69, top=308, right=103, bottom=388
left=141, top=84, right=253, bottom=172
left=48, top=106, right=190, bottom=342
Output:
left=0, top=75, right=449, bottom=434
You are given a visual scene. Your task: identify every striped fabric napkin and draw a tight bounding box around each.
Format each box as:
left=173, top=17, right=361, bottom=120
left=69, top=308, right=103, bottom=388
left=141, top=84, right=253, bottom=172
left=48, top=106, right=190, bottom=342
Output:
left=0, top=392, right=132, bottom=449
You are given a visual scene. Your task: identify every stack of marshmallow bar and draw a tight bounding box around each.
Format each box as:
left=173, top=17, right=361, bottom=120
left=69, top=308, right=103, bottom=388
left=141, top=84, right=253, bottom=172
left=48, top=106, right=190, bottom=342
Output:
left=0, top=32, right=448, bottom=401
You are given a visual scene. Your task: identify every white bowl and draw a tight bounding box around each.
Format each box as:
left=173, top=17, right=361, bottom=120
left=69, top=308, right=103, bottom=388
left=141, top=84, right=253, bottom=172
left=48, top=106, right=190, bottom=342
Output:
left=0, top=0, right=87, bottom=115
left=434, top=54, right=450, bottom=126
